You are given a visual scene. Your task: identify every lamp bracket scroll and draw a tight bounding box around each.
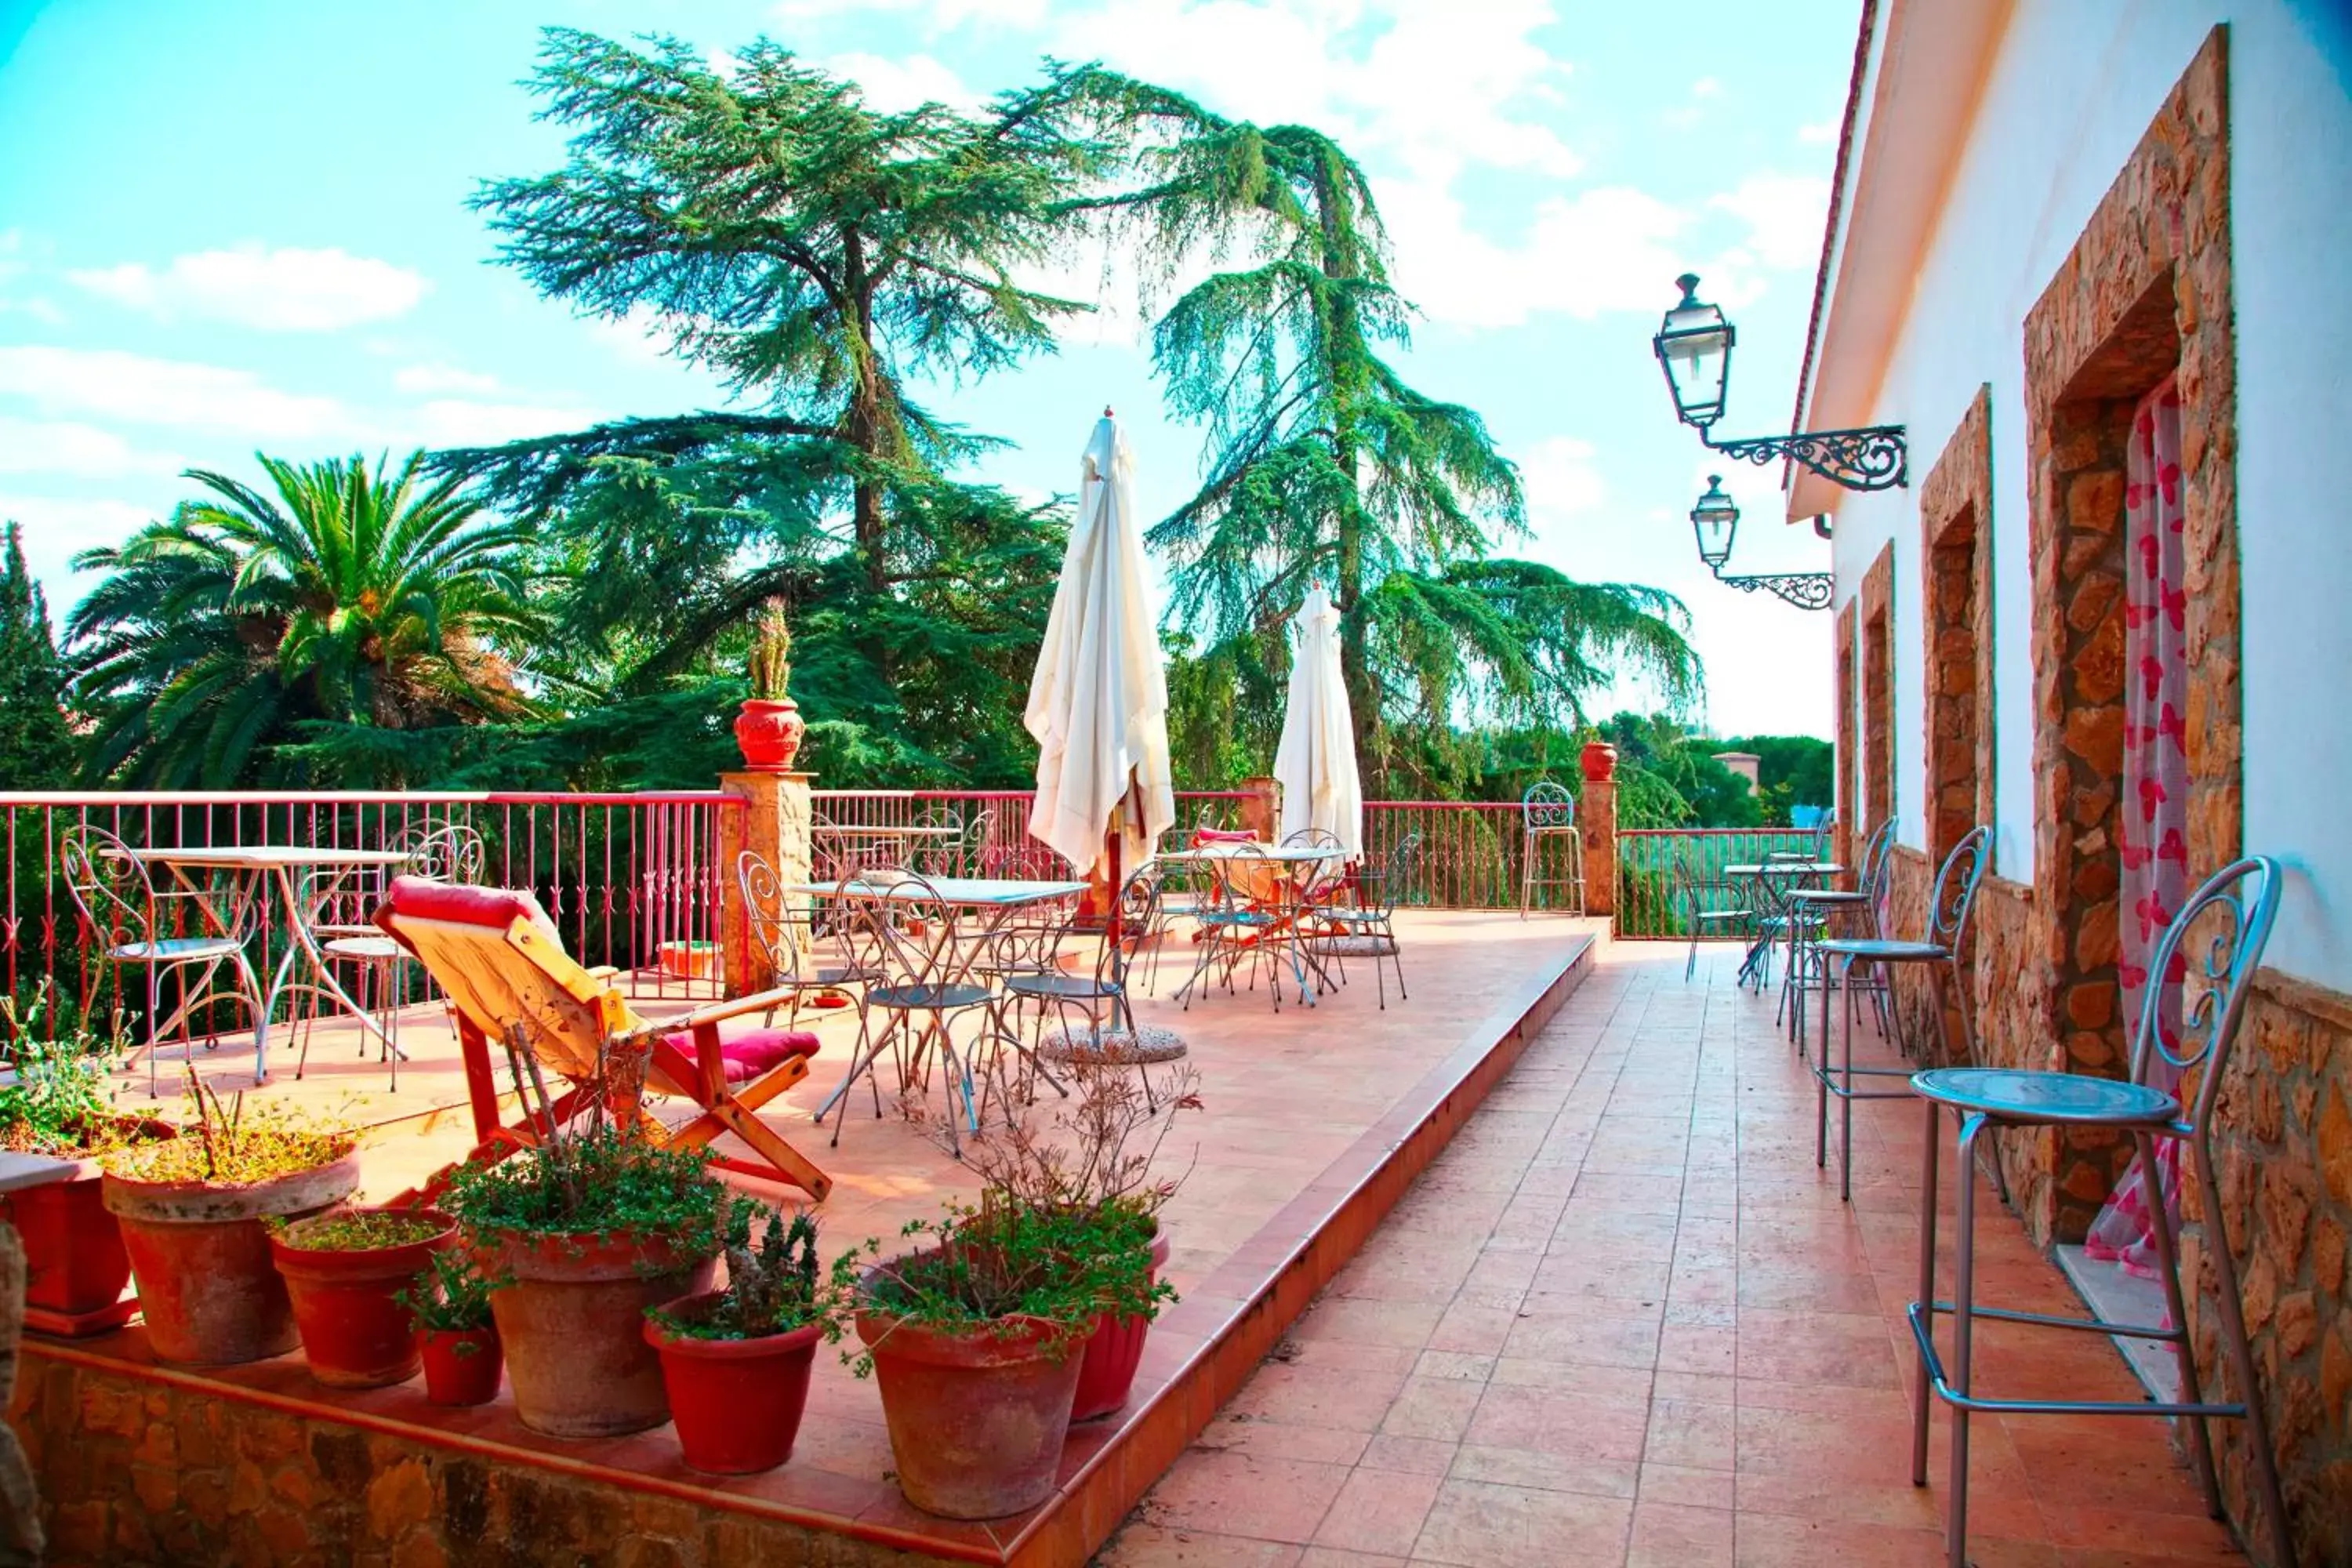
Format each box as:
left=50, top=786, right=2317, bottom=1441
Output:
left=1700, top=425, right=1908, bottom=493
left=1715, top=572, right=1836, bottom=612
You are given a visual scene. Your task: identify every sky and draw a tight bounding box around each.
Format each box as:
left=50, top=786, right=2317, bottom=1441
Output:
left=0, top=0, right=1856, bottom=739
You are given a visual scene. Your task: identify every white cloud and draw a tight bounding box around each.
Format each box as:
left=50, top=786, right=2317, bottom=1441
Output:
left=408, top=399, right=604, bottom=448
left=1797, top=118, right=1840, bottom=146
left=393, top=363, right=503, bottom=396
left=67, top=245, right=429, bottom=332
left=775, top=0, right=1044, bottom=24
left=1707, top=173, right=1831, bottom=272
left=0, top=418, right=183, bottom=478
left=826, top=52, right=981, bottom=112
left=0, top=347, right=353, bottom=440
left=1519, top=435, right=1605, bottom=519
left=1691, top=77, right=1722, bottom=100
left=0, top=493, right=155, bottom=579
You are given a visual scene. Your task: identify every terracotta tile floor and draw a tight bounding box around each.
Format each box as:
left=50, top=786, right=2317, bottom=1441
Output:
left=1097, top=942, right=2249, bottom=1568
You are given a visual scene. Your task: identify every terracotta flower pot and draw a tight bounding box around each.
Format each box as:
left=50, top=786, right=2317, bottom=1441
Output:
left=856, top=1274, right=1083, bottom=1519
left=1070, top=1224, right=1171, bottom=1422
left=1579, top=740, right=1618, bottom=782
left=3, top=1119, right=175, bottom=1330
left=270, top=1208, right=455, bottom=1389
left=733, top=698, right=806, bottom=772
left=470, top=1226, right=719, bottom=1438
left=420, top=1325, right=504, bottom=1407
left=102, top=1150, right=363, bottom=1366
left=644, top=1291, right=824, bottom=1475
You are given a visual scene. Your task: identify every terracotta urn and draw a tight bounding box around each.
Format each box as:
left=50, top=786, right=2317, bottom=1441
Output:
left=734, top=698, right=806, bottom=772
left=1579, top=741, right=1618, bottom=783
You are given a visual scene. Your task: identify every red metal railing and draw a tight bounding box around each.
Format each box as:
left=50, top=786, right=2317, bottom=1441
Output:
left=1615, top=826, right=1824, bottom=939
left=2, top=791, right=738, bottom=1045
left=808, top=790, right=1254, bottom=878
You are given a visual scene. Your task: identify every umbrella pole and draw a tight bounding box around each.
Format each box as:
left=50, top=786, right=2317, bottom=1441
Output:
left=1078, top=826, right=1122, bottom=931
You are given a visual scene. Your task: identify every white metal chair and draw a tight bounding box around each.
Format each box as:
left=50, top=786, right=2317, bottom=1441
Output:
left=1305, top=830, right=1418, bottom=1008
left=58, top=826, right=266, bottom=1097
left=1517, top=780, right=1584, bottom=916
left=1906, top=856, right=2292, bottom=1568
left=1674, top=846, right=1751, bottom=981
left=305, top=822, right=485, bottom=1087
left=735, top=849, right=868, bottom=1029
left=1783, top=816, right=1896, bottom=1045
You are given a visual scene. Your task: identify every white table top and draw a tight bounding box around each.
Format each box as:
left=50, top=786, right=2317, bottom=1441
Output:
left=1160, top=844, right=1341, bottom=864
left=813, top=823, right=957, bottom=840
left=1725, top=861, right=1842, bottom=877
left=131, top=845, right=416, bottom=871
left=793, top=876, right=1087, bottom=906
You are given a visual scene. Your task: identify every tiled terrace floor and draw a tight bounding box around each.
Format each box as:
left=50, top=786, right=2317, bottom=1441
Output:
left=1098, top=942, right=2249, bottom=1568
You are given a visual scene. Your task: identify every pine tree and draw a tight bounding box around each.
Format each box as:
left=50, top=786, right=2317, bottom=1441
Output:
left=0, top=522, right=78, bottom=787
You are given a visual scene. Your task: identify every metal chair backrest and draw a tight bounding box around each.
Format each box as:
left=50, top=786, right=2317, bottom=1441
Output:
left=411, top=822, right=487, bottom=883
left=834, top=869, right=963, bottom=998
left=1522, top=781, right=1576, bottom=832
left=2133, top=856, right=2281, bottom=1134
left=1211, top=840, right=1287, bottom=909
left=1100, top=863, right=1165, bottom=991
left=1811, top=809, right=1838, bottom=864
left=737, top=849, right=847, bottom=986
left=1356, top=831, right=1422, bottom=917
left=1853, top=817, right=1897, bottom=902
left=1925, top=825, right=1994, bottom=951
left=59, top=825, right=158, bottom=952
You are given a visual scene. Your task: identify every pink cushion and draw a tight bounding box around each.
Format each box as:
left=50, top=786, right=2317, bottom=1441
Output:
left=376, top=877, right=563, bottom=948
left=662, top=1027, right=820, bottom=1083
left=1190, top=827, right=1258, bottom=846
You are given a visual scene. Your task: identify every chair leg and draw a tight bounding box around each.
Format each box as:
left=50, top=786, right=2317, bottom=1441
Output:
left=1911, top=1096, right=1940, bottom=1488
left=2186, top=1134, right=2296, bottom=1565
left=1839, top=961, right=1856, bottom=1203
left=145, top=967, right=162, bottom=1098
left=2142, top=1131, right=2222, bottom=1515
left=1944, top=1110, right=1987, bottom=1568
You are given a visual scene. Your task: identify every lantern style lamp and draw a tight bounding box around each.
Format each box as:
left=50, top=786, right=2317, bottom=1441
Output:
left=1685, top=476, right=1833, bottom=611
left=1651, top=274, right=1907, bottom=492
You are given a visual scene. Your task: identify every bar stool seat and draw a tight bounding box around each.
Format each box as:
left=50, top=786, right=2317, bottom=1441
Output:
left=1911, top=1066, right=2176, bottom=1125
left=1816, top=936, right=1947, bottom=964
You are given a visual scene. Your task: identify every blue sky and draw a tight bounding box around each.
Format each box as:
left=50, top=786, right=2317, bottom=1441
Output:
left=0, top=0, right=1854, bottom=738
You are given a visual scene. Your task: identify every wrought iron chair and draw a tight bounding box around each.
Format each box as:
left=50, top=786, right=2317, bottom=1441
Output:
left=1517, top=780, right=1584, bottom=916
left=1673, top=845, right=1751, bottom=981
left=1782, top=816, right=1896, bottom=1044
left=59, top=826, right=267, bottom=1097
left=305, top=822, right=488, bottom=1087
left=736, top=850, right=870, bottom=1029
left=1809, top=825, right=1991, bottom=1201
left=1906, top=856, right=2291, bottom=1568
left=1016, top=866, right=1189, bottom=1107
left=1176, top=842, right=1310, bottom=1011
left=1305, top=831, right=1419, bottom=1008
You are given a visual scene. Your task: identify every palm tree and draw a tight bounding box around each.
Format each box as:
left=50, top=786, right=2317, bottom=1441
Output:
left=69, top=452, right=539, bottom=786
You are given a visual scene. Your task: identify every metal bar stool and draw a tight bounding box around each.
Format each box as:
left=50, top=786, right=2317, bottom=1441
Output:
left=1811, top=826, right=1991, bottom=1201
left=1905, top=856, right=2292, bottom=1568
left=1517, top=780, right=1584, bottom=917
left=1785, top=817, right=1896, bottom=1047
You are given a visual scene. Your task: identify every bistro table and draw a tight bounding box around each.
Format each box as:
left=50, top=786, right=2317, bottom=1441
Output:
left=1158, top=843, right=1346, bottom=1006
left=792, top=874, right=1086, bottom=1142
left=129, top=845, right=415, bottom=1083
left=1723, top=860, right=1844, bottom=992
left=810, top=821, right=959, bottom=879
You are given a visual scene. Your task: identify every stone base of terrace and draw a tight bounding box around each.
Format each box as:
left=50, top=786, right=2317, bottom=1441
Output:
left=11, top=910, right=1602, bottom=1567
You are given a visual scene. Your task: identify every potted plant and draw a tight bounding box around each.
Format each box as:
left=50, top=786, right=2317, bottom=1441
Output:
left=732, top=597, right=805, bottom=772
left=441, top=1112, right=729, bottom=1438
left=398, top=1250, right=504, bottom=1406
left=0, top=986, right=173, bottom=1334
left=100, top=1076, right=360, bottom=1365
left=645, top=1203, right=837, bottom=1474
left=270, top=1207, right=454, bottom=1388
left=840, top=1068, right=1193, bottom=1519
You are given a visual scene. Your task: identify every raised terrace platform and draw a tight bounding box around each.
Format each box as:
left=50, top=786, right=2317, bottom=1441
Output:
left=13, top=910, right=1600, bottom=1567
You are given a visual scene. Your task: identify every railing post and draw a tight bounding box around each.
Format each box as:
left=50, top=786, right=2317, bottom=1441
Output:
left=1240, top=776, right=1279, bottom=840
left=1577, top=743, right=1618, bottom=920
left=718, top=771, right=814, bottom=997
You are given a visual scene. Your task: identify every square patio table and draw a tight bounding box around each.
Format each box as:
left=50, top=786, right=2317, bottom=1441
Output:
left=125, top=845, right=415, bottom=1082
left=1724, top=861, right=1845, bottom=989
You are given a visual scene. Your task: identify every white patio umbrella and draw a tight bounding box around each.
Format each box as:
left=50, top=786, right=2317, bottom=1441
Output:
left=1274, top=584, right=1363, bottom=858
left=1025, top=411, right=1175, bottom=882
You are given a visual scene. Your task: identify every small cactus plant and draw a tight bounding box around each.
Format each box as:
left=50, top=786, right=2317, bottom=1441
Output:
left=746, top=598, right=793, bottom=702
left=652, top=1202, right=830, bottom=1341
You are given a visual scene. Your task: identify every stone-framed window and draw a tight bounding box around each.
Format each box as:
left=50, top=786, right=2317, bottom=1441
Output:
left=1834, top=604, right=1857, bottom=874
left=1919, top=387, right=1995, bottom=867
left=1859, top=544, right=1896, bottom=842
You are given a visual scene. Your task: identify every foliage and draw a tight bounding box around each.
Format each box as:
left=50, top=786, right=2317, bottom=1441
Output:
left=650, top=1204, right=833, bottom=1341
left=746, top=599, right=794, bottom=702
left=398, top=1250, right=499, bottom=1334
left=67, top=452, right=540, bottom=788
left=0, top=523, right=78, bottom=788
left=1716, top=732, right=1835, bottom=819
left=277, top=1210, right=449, bottom=1252
left=441, top=1120, right=729, bottom=1250
left=1060, top=72, right=1702, bottom=793
left=105, top=1072, right=354, bottom=1185
left=0, top=984, right=139, bottom=1156
left=838, top=1065, right=1196, bottom=1372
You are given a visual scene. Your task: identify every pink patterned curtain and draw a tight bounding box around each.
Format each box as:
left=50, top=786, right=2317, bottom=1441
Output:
left=2085, top=376, right=2188, bottom=1277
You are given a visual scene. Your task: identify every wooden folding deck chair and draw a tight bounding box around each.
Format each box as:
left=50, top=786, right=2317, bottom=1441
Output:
left=373, top=877, right=832, bottom=1201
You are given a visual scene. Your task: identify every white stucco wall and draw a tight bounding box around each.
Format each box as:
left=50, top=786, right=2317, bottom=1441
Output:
left=1821, top=0, right=2352, bottom=990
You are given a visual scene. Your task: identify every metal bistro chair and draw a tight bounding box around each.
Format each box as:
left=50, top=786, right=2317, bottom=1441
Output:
left=58, top=825, right=267, bottom=1097
left=1518, top=781, right=1584, bottom=916
left=737, top=849, right=871, bottom=1029
left=1306, top=831, right=1419, bottom=1008
left=1906, top=856, right=2292, bottom=1568
left=1014, top=866, right=1189, bottom=1107
left=304, top=822, right=487, bottom=1087
left=1674, top=846, right=1751, bottom=982
left=1810, top=825, right=1991, bottom=1202
left=1178, top=842, right=1303, bottom=1011
left=1784, top=816, right=1897, bottom=1046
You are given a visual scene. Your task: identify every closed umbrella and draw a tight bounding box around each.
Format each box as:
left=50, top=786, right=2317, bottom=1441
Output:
left=1025, top=411, right=1175, bottom=884
left=1274, top=585, right=1363, bottom=858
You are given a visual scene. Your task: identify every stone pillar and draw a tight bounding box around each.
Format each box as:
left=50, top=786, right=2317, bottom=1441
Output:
left=718, top=771, right=814, bottom=997
left=1577, top=742, right=1617, bottom=920
left=1240, top=776, right=1280, bottom=840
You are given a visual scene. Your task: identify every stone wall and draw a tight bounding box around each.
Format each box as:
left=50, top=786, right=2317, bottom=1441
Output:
left=1859, top=546, right=1895, bottom=843
left=1917, top=387, right=1996, bottom=868
left=11, top=1352, right=956, bottom=1568
left=1835, top=606, right=1857, bottom=880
